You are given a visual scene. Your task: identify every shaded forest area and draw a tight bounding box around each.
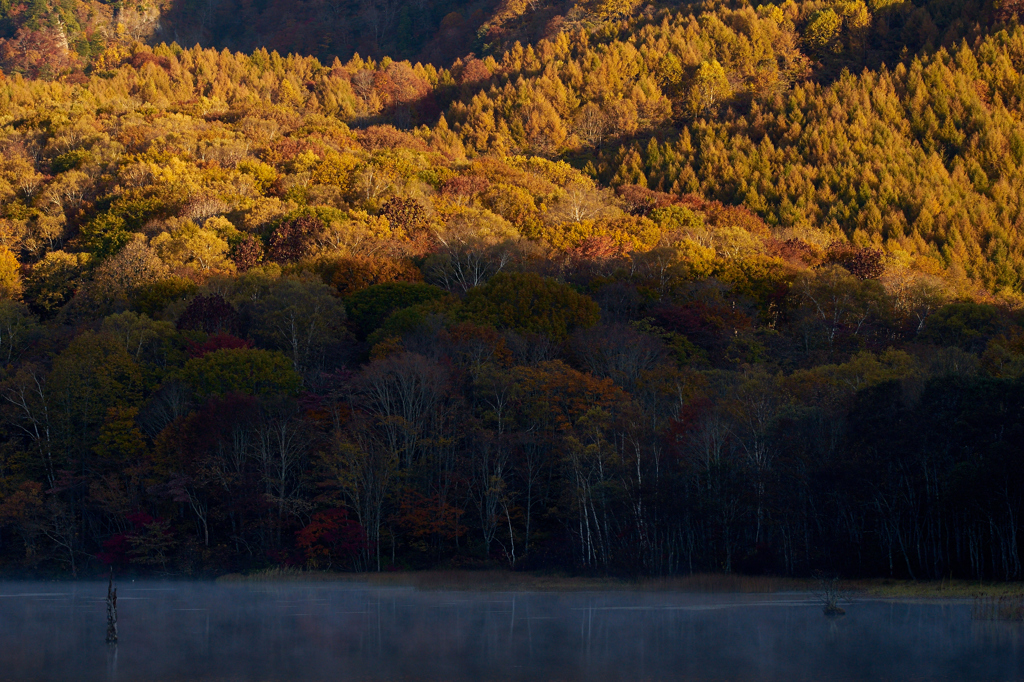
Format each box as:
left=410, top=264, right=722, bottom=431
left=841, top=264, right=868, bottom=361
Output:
left=0, top=0, right=500, bottom=66
left=0, top=0, right=1023, bottom=580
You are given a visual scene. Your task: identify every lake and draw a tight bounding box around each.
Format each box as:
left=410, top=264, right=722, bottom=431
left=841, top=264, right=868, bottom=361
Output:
left=0, top=581, right=1020, bottom=681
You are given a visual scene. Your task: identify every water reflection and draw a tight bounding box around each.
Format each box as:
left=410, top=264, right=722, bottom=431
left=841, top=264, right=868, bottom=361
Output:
left=0, top=581, right=1020, bottom=681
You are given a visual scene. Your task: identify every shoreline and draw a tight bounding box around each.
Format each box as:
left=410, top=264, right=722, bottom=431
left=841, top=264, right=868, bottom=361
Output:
left=213, top=568, right=1024, bottom=599
left=4, top=568, right=1018, bottom=599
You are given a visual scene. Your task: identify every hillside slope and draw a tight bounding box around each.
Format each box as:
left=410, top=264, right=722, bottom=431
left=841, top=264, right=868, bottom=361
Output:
left=0, top=0, right=1023, bottom=580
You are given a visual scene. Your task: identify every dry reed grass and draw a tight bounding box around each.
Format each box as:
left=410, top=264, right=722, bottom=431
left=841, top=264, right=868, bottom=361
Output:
left=853, top=579, right=1024, bottom=599
left=217, top=569, right=814, bottom=593
left=972, top=594, right=1024, bottom=621
left=216, top=569, right=1024, bottom=598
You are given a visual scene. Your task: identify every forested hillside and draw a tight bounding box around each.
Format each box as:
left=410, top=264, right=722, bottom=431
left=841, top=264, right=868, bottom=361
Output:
left=0, top=0, right=1023, bottom=580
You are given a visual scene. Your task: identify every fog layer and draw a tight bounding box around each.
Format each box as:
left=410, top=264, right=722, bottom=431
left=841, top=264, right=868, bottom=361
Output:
left=0, top=581, right=1020, bottom=681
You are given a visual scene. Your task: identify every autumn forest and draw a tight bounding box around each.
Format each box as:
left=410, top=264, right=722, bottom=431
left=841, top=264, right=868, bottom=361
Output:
left=0, top=0, right=1023, bottom=581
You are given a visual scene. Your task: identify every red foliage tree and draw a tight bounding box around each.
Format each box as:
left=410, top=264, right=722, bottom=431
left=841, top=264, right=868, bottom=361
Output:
left=456, top=57, right=492, bottom=88
left=0, top=27, right=80, bottom=80
left=396, top=489, right=467, bottom=557
left=441, top=175, right=490, bottom=202
left=130, top=52, right=172, bottom=71
left=825, top=243, right=884, bottom=279
left=770, top=237, right=824, bottom=267
left=381, top=197, right=430, bottom=238
left=230, top=234, right=265, bottom=271
left=186, top=332, right=254, bottom=358
left=567, top=234, right=626, bottom=261
left=616, top=184, right=677, bottom=216
left=268, top=216, right=324, bottom=262
left=176, top=294, right=240, bottom=334
left=322, top=254, right=423, bottom=296
left=263, top=138, right=325, bottom=166
left=296, top=509, right=366, bottom=569
left=653, top=301, right=753, bottom=352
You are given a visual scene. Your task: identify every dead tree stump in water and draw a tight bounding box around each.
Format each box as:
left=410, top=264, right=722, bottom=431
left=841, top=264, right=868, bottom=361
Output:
left=106, top=570, right=118, bottom=644
left=817, top=573, right=846, bottom=616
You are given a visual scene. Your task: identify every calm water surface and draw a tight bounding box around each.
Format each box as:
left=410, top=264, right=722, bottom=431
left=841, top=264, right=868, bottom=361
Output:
left=0, top=580, right=1020, bottom=681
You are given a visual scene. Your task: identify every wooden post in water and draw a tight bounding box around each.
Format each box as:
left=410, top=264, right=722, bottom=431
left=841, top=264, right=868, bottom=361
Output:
left=106, top=569, right=118, bottom=644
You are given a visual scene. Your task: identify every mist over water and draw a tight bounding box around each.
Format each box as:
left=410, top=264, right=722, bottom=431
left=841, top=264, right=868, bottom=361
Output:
left=0, top=581, right=1020, bottom=681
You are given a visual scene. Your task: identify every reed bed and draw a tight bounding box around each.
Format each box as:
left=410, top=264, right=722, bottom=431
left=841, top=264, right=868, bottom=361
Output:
left=217, top=569, right=1024, bottom=598
left=972, top=594, right=1024, bottom=621
left=217, top=569, right=813, bottom=593
left=854, top=579, right=1024, bottom=599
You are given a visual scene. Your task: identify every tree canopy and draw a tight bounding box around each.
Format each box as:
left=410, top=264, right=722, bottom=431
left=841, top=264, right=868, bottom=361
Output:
left=1, top=0, right=1024, bottom=580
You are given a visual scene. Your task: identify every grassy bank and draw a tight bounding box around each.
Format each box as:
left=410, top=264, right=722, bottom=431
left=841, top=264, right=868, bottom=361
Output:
left=218, top=569, right=811, bottom=593
left=217, top=568, right=1024, bottom=599
left=850, top=579, right=1024, bottom=599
